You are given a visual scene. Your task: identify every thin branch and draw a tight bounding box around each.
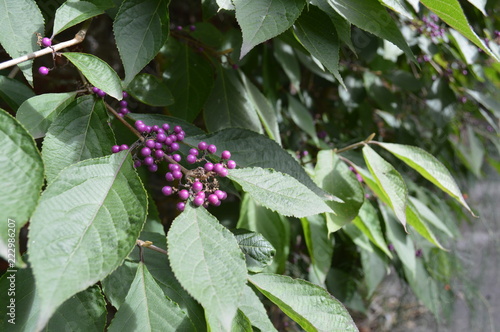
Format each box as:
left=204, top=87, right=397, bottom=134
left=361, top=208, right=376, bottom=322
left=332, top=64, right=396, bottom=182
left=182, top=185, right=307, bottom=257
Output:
left=104, top=102, right=143, bottom=140
left=0, top=20, right=92, bottom=71
left=136, top=239, right=168, bottom=256
left=334, top=133, right=376, bottom=154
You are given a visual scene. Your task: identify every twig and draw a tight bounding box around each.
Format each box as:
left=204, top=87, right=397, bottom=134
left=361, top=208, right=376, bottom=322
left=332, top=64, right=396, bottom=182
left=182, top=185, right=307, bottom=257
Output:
left=136, top=239, right=168, bottom=256
left=104, top=102, right=143, bottom=140
left=0, top=20, right=92, bottom=71
left=334, top=133, right=376, bottom=154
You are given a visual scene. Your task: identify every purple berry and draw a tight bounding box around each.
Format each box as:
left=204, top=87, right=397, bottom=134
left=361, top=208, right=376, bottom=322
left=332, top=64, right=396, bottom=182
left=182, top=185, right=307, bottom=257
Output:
left=172, top=170, right=183, bottom=179
left=221, top=150, right=231, bottom=159
left=154, top=149, right=164, bottom=159
left=141, top=147, right=152, bottom=156
left=122, top=91, right=128, bottom=99
left=192, top=181, right=203, bottom=192
left=162, top=123, right=170, bottom=131
left=156, top=133, right=167, bottom=142
left=169, top=164, right=180, bottom=172
left=214, top=190, right=227, bottom=200
left=177, top=202, right=186, bottom=211
left=189, top=148, right=199, bottom=156
left=41, top=37, right=52, bottom=47
left=152, top=125, right=160, bottom=132
left=176, top=25, right=183, bottom=31
left=196, top=191, right=206, bottom=199
left=162, top=186, right=173, bottom=196
left=193, top=196, right=204, bottom=206
left=198, top=141, right=208, bottom=150
left=133, top=160, right=142, bottom=168
left=176, top=133, right=185, bottom=141
left=178, top=189, right=189, bottom=200
left=208, top=194, right=219, bottom=205
left=170, top=142, right=180, bottom=151
left=111, top=145, right=120, bottom=153
left=143, top=156, right=154, bottom=166
left=207, top=144, right=217, bottom=154
left=186, top=154, right=197, bottom=164
left=38, top=66, right=49, bottom=75
left=145, top=140, right=155, bottom=148
left=119, top=144, right=129, bottom=151
left=154, top=142, right=163, bottom=150
left=97, top=89, right=106, bottom=98
left=135, top=120, right=144, bottom=127
left=165, top=172, right=174, bottom=182
left=218, top=168, right=228, bottom=177
left=172, top=154, right=181, bottom=162
left=136, top=124, right=146, bottom=132
left=173, top=125, right=182, bottom=133
left=227, top=160, right=236, bottom=169
left=119, top=100, right=128, bottom=107
left=92, top=87, right=100, bottom=94
left=415, top=249, right=423, bottom=257
left=164, top=137, right=173, bottom=146
left=204, top=162, right=214, bottom=171
left=213, top=163, right=225, bottom=173
left=148, top=164, right=158, bottom=172
left=189, top=25, right=196, bottom=31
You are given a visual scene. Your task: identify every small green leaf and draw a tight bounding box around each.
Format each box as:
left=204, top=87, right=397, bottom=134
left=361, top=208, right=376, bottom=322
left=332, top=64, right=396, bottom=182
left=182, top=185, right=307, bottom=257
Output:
left=204, top=67, right=262, bottom=134
left=363, top=145, right=408, bottom=228
left=108, top=263, right=194, bottom=331
left=314, top=150, right=364, bottom=233
left=287, top=95, right=317, bottom=143
left=16, top=92, right=77, bottom=138
left=42, top=96, right=116, bottom=183
left=233, top=0, right=305, bottom=57
left=232, top=229, right=275, bottom=273
left=0, top=76, right=35, bottom=111
left=249, top=273, right=358, bottom=331
left=238, top=285, right=278, bottom=332
left=420, top=0, right=498, bottom=60
left=376, top=142, right=475, bottom=216
left=114, top=0, right=170, bottom=85
left=229, top=167, right=333, bottom=218
left=127, top=73, right=174, bottom=106
left=63, top=52, right=123, bottom=100
left=52, top=0, right=105, bottom=36
left=167, top=205, right=247, bottom=331
left=237, top=195, right=290, bottom=274
left=0, top=109, right=44, bottom=267
left=294, top=5, right=344, bottom=86
left=29, top=151, right=147, bottom=330
left=352, top=201, right=392, bottom=258
left=0, top=0, right=44, bottom=86
left=360, top=246, right=389, bottom=298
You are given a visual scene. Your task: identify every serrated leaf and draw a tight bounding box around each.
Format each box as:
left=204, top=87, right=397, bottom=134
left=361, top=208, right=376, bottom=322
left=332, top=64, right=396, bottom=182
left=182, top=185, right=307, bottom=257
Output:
left=108, top=263, right=194, bottom=331
left=114, top=0, right=169, bottom=85
left=167, top=205, right=247, bottom=331
left=0, top=76, right=35, bottom=111
left=237, top=195, right=290, bottom=274
left=233, top=0, right=305, bottom=58
left=301, top=214, right=334, bottom=286
left=29, top=151, right=147, bottom=330
left=325, top=0, right=414, bottom=60
left=63, top=52, right=122, bottom=100
left=229, top=167, right=333, bottom=218
left=0, top=0, right=44, bottom=86
left=183, top=128, right=331, bottom=199
left=204, top=67, right=262, bottom=134
left=314, top=150, right=364, bottom=233
left=0, top=109, right=44, bottom=267
left=232, top=229, right=276, bottom=273
left=376, top=142, right=474, bottom=216
left=238, top=285, right=278, bottom=332
left=162, top=39, right=214, bottom=122
left=42, top=96, right=115, bottom=183
left=127, top=73, right=174, bottom=106
left=363, top=145, right=408, bottom=228
left=249, top=273, right=358, bottom=331
left=294, top=5, right=344, bottom=86
left=420, top=0, right=498, bottom=60
left=52, top=0, right=105, bottom=36
left=16, top=92, right=77, bottom=138
left=353, top=201, right=392, bottom=258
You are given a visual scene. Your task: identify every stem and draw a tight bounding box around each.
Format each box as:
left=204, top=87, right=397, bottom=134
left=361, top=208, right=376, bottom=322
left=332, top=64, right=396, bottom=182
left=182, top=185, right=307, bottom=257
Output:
left=335, top=133, right=376, bottom=154
left=0, top=20, right=92, bottom=71
left=104, top=102, right=143, bottom=140
left=136, top=239, right=168, bottom=256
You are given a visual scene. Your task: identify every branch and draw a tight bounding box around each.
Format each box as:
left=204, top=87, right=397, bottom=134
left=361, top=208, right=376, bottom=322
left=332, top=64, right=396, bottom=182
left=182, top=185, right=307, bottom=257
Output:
left=0, top=20, right=92, bottom=71
left=136, top=239, right=168, bottom=256
left=334, top=133, right=376, bottom=154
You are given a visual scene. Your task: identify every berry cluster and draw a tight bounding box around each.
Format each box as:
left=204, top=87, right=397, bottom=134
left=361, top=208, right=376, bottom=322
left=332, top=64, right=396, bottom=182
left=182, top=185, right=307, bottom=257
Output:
left=116, top=91, right=130, bottom=117
left=419, top=14, right=445, bottom=40
left=112, top=121, right=236, bottom=211
left=92, top=87, right=107, bottom=98
left=37, top=36, right=53, bottom=76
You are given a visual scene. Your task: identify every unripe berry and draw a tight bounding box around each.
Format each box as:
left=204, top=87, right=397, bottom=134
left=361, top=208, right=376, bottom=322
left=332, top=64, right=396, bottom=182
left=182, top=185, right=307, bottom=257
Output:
left=208, top=194, right=219, bottom=205
left=207, top=144, right=217, bottom=154
left=38, top=66, right=49, bottom=75
left=162, top=186, right=173, bottom=196
left=186, top=154, right=197, bottom=164
left=41, top=37, right=52, bottom=47
left=221, top=150, right=231, bottom=159
left=119, top=144, right=129, bottom=151
left=198, top=141, right=208, bottom=150
left=178, top=189, right=189, bottom=200
left=111, top=145, right=120, bottom=153
left=177, top=202, right=186, bottom=211
left=227, top=160, right=236, bottom=169
left=192, top=181, right=203, bottom=192
left=193, top=196, right=204, bottom=206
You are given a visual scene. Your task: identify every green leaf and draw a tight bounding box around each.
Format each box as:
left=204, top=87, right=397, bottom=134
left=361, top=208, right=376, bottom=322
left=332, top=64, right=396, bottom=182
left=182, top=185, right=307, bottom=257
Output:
left=237, top=195, right=290, bottom=274
left=0, top=0, right=44, bottom=86
left=352, top=201, right=392, bottom=258
left=363, top=145, right=408, bottom=228
left=376, top=142, right=474, bottom=216
left=229, top=167, right=333, bottom=218
left=232, top=229, right=276, bottom=273
left=163, top=40, right=215, bottom=121
left=409, top=196, right=454, bottom=238
left=114, top=0, right=170, bottom=85
left=204, top=67, right=262, bottom=134
left=127, top=113, right=205, bottom=137
left=240, top=72, right=281, bottom=145
left=287, top=95, right=318, bottom=143
left=127, top=73, right=174, bottom=106
left=0, top=109, right=44, bottom=267
left=0, top=76, right=35, bottom=111
left=52, top=0, right=105, bottom=36
left=233, top=0, right=305, bottom=57
left=294, top=5, right=344, bottom=86
left=167, top=205, right=247, bottom=331
left=325, top=0, right=414, bottom=60
left=249, top=273, right=358, bottom=331
left=42, top=96, right=116, bottom=183
left=108, top=263, right=194, bottom=331
left=231, top=309, right=253, bottom=332
left=273, top=39, right=302, bottom=90
left=301, top=214, right=334, bottom=286
left=360, top=245, right=388, bottom=298
left=314, top=150, right=364, bottom=233
left=16, top=92, right=77, bottom=138
left=379, top=0, right=414, bottom=19
left=420, top=0, right=498, bottom=60
left=238, top=285, right=278, bottom=332
left=29, top=151, right=147, bottom=330
left=406, top=200, right=446, bottom=250
left=63, top=52, right=122, bottom=100
left=183, top=128, right=331, bottom=199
